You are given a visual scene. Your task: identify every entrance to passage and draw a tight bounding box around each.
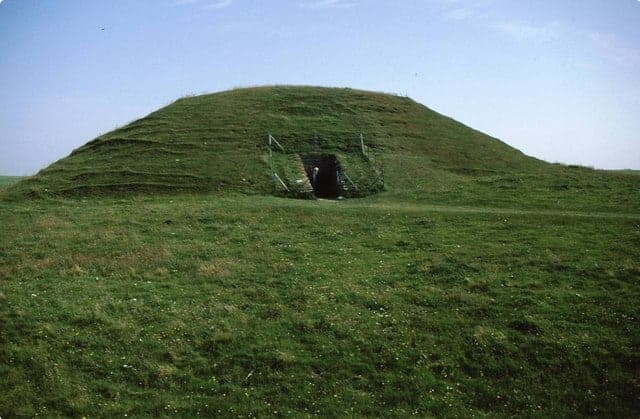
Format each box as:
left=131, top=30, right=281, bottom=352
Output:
left=302, top=154, right=341, bottom=199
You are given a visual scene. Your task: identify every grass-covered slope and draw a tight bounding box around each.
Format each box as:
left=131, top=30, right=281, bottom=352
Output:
left=6, top=86, right=639, bottom=212
left=9, top=86, right=541, bottom=198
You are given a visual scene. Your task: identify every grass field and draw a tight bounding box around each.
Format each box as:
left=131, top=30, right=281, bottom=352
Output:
left=0, top=176, right=23, bottom=190
left=1, top=192, right=639, bottom=416
left=2, top=87, right=639, bottom=416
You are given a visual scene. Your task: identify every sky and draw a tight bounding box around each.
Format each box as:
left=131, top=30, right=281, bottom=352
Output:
left=0, top=0, right=639, bottom=175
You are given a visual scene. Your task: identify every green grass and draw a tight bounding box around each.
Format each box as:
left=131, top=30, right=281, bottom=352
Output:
left=609, top=169, right=640, bottom=175
left=7, top=86, right=637, bottom=214
left=0, top=176, right=23, bottom=190
left=8, top=86, right=542, bottom=199
left=2, top=86, right=639, bottom=416
left=1, top=193, right=639, bottom=416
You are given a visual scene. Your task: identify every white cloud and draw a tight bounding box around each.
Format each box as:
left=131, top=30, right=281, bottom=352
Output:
left=590, top=31, right=640, bottom=68
left=489, top=21, right=561, bottom=43
left=446, top=8, right=476, bottom=21
left=300, top=0, right=357, bottom=9
left=439, top=1, right=561, bottom=44
left=174, top=0, right=233, bottom=9
left=204, top=0, right=233, bottom=9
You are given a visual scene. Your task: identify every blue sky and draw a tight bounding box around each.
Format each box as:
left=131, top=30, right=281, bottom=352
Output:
left=1, top=0, right=639, bottom=175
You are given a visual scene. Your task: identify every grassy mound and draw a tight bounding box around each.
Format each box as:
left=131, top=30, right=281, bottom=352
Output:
left=8, top=86, right=541, bottom=198
left=5, top=86, right=638, bottom=211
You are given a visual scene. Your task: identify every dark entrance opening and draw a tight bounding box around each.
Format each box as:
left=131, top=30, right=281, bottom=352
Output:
left=302, top=154, right=342, bottom=199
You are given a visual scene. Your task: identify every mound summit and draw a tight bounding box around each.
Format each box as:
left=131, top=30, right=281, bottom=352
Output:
left=10, top=86, right=543, bottom=198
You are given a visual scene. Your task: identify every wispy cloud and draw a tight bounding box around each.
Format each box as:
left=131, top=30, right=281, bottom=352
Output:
left=440, top=2, right=561, bottom=44
left=441, top=1, right=639, bottom=69
left=174, top=0, right=233, bottom=10
left=589, top=31, right=640, bottom=68
left=446, top=8, right=476, bottom=21
left=489, top=21, right=562, bottom=43
left=204, top=0, right=232, bottom=9
left=300, top=0, right=357, bottom=9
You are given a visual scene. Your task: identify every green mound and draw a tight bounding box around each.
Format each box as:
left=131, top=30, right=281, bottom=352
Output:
left=8, top=86, right=543, bottom=198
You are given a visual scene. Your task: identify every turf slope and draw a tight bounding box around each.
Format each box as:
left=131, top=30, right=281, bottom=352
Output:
left=9, top=86, right=541, bottom=197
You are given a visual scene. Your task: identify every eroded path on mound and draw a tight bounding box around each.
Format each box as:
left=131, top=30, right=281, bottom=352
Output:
left=324, top=201, right=640, bottom=220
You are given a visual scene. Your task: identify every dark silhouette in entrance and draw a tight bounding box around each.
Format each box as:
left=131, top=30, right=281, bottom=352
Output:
left=302, top=154, right=342, bottom=198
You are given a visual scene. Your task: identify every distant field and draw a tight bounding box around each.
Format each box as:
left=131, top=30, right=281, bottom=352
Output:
left=610, top=169, right=640, bottom=175
left=1, top=192, right=638, bottom=417
left=0, top=176, right=22, bottom=188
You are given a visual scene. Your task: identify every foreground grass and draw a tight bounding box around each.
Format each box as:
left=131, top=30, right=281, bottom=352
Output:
left=1, top=193, right=639, bottom=416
